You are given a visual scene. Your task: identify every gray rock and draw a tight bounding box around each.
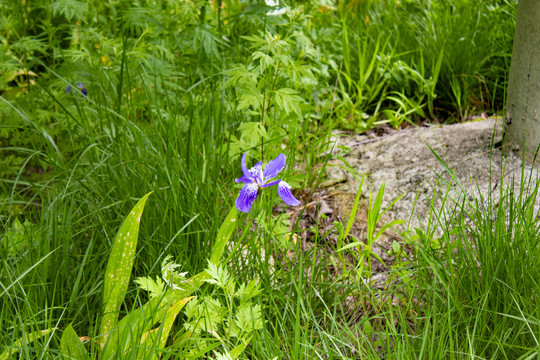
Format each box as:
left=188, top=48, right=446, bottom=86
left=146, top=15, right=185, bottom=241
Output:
left=325, top=118, right=539, bottom=236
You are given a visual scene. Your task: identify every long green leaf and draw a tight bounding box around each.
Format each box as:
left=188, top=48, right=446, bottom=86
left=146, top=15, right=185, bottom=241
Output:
left=60, top=324, right=89, bottom=360
left=136, top=296, right=195, bottom=360
left=99, top=192, right=152, bottom=347
left=374, top=219, right=405, bottom=242
left=210, top=206, right=238, bottom=264
left=337, top=238, right=365, bottom=252
left=154, top=296, right=194, bottom=354
left=230, top=337, right=252, bottom=359
left=342, top=175, right=364, bottom=242
left=101, top=293, right=170, bottom=359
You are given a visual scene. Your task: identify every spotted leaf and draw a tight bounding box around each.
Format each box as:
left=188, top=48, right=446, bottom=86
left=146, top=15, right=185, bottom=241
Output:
left=99, top=192, right=152, bottom=348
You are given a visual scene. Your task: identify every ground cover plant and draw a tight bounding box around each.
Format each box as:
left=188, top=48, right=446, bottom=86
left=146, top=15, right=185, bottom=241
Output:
left=3, top=0, right=538, bottom=359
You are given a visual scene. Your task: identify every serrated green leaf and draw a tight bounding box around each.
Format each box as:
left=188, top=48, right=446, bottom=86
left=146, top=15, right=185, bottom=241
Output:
left=235, top=280, right=261, bottom=302
left=51, top=0, right=88, bottom=21
left=238, top=122, right=268, bottom=146
left=237, top=92, right=262, bottom=112
left=99, top=192, right=152, bottom=348
left=235, top=304, right=263, bottom=334
left=253, top=51, right=274, bottom=70
left=161, top=255, right=189, bottom=290
left=241, top=35, right=265, bottom=48
left=224, top=66, right=258, bottom=89
left=184, top=296, right=226, bottom=335
left=205, top=262, right=235, bottom=294
left=134, top=276, right=166, bottom=298
left=273, top=88, right=303, bottom=117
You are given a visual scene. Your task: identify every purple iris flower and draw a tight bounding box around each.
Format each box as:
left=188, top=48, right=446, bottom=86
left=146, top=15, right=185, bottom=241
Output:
left=66, top=82, right=87, bottom=96
left=235, top=153, right=301, bottom=213
left=77, top=83, right=87, bottom=96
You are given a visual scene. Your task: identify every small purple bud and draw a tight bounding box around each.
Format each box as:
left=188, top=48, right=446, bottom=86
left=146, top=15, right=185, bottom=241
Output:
left=66, top=82, right=87, bottom=96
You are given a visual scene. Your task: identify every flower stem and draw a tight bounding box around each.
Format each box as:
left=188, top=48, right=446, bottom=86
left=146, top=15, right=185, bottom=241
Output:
left=261, top=62, right=281, bottom=162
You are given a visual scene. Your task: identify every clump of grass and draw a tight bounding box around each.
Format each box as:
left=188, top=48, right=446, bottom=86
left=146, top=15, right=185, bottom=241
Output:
left=405, top=151, right=540, bottom=358
left=319, top=0, right=516, bottom=128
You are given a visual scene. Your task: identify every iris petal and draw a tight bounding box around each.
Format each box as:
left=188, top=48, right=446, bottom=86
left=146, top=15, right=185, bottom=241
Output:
left=240, top=153, right=251, bottom=178
left=235, top=183, right=259, bottom=213
left=263, top=153, right=286, bottom=180
left=235, top=175, right=252, bottom=184
left=277, top=181, right=300, bottom=206
left=252, top=162, right=264, bottom=183
left=261, top=179, right=281, bottom=188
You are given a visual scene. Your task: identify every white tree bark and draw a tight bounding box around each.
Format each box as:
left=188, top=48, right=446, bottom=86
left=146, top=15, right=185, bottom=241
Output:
left=504, top=0, right=540, bottom=163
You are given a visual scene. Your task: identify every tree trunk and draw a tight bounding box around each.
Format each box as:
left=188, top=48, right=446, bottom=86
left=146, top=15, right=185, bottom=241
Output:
left=504, top=0, right=540, bottom=163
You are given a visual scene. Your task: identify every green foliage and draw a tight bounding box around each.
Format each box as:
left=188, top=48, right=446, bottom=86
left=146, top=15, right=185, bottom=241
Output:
left=1, top=0, right=534, bottom=359
left=405, top=149, right=540, bottom=358
left=255, top=208, right=293, bottom=249
left=181, top=262, right=262, bottom=357
left=2, top=196, right=256, bottom=359
left=99, top=192, right=152, bottom=347
left=0, top=329, right=53, bottom=360
left=134, top=275, right=167, bottom=299
left=0, top=218, right=38, bottom=256
left=60, top=324, right=90, bottom=360
left=96, top=202, right=246, bottom=359
left=337, top=178, right=405, bottom=278
left=0, top=0, right=516, bottom=190
left=314, top=0, right=516, bottom=128
left=223, top=11, right=318, bottom=160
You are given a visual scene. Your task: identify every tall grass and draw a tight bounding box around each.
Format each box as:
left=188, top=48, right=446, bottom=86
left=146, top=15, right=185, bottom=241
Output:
left=409, top=154, right=540, bottom=359
left=1, top=82, right=232, bottom=352
left=325, top=0, right=516, bottom=127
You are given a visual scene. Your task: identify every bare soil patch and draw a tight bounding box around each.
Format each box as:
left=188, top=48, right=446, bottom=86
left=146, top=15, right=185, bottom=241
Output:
left=321, top=117, right=538, bottom=235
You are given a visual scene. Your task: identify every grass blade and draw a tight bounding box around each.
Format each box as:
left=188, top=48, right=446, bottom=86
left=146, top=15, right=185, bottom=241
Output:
left=0, top=329, right=53, bottom=360
left=343, top=175, right=365, bottom=241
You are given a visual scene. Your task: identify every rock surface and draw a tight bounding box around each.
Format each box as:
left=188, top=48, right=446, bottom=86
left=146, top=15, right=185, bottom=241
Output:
left=323, top=117, right=539, bottom=236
